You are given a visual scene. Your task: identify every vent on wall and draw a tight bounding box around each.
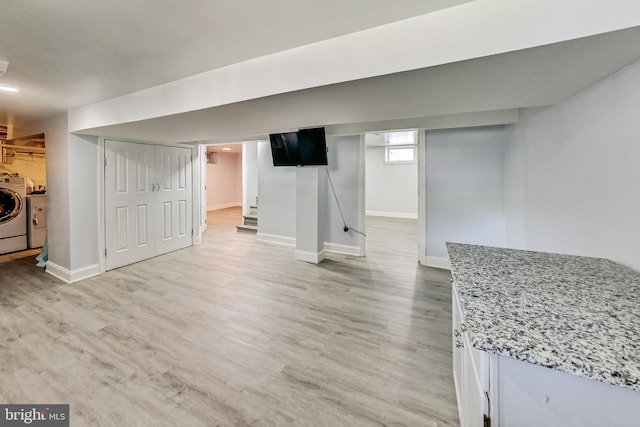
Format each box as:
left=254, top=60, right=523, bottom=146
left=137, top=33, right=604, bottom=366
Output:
left=206, top=152, right=217, bottom=164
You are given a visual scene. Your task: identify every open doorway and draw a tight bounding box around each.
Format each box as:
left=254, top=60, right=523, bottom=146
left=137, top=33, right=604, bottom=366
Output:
left=204, top=141, right=259, bottom=234
left=363, top=130, right=419, bottom=264
left=0, top=132, right=47, bottom=263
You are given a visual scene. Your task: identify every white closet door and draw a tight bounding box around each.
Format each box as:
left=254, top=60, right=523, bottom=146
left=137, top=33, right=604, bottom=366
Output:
left=155, top=145, right=193, bottom=255
left=105, top=140, right=156, bottom=270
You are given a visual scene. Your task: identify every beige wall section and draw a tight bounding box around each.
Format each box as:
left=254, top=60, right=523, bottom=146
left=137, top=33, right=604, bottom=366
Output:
left=0, top=149, right=47, bottom=189
left=206, top=152, right=242, bottom=210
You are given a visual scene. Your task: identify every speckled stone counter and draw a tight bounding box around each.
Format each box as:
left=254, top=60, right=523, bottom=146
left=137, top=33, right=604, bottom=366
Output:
left=446, top=243, right=640, bottom=391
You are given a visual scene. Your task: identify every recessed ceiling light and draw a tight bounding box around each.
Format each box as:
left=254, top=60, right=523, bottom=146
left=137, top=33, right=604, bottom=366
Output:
left=0, top=84, right=19, bottom=93
left=222, top=147, right=232, bottom=151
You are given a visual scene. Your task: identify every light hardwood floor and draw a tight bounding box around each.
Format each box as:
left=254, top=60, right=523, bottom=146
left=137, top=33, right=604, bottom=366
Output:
left=0, top=248, right=41, bottom=265
left=0, top=207, right=459, bottom=426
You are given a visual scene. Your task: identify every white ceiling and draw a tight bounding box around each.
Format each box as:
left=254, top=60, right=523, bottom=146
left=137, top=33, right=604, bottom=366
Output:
left=0, top=0, right=471, bottom=127
left=2, top=1, right=640, bottom=145
left=80, top=27, right=640, bottom=143
left=207, top=143, right=242, bottom=153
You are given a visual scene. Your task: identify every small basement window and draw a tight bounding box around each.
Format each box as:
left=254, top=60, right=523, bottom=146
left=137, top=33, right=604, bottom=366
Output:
left=384, top=130, right=417, bottom=164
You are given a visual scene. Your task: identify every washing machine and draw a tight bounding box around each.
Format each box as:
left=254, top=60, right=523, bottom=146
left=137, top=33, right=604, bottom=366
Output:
left=0, top=177, right=27, bottom=254
left=26, top=194, right=47, bottom=248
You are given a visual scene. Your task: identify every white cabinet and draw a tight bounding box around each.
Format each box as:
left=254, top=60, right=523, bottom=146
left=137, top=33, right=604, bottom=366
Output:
left=452, top=283, right=640, bottom=427
left=462, top=343, right=486, bottom=427
left=452, top=286, right=464, bottom=414
left=496, top=355, right=640, bottom=427
left=105, top=140, right=193, bottom=270
left=452, top=287, right=490, bottom=427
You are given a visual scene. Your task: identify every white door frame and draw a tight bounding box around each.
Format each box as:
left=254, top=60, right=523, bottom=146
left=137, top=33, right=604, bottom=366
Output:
left=197, top=143, right=207, bottom=243
left=98, top=137, right=106, bottom=273
left=358, top=130, right=425, bottom=263
left=418, top=129, right=427, bottom=266
left=357, top=134, right=367, bottom=256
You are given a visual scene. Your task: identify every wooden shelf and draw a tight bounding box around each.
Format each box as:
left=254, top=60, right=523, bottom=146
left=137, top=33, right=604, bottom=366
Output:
left=1, top=141, right=46, bottom=154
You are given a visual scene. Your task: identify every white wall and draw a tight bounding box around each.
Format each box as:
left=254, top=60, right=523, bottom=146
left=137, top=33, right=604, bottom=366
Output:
left=15, top=114, right=71, bottom=271
left=242, top=142, right=259, bottom=215
left=68, top=134, right=100, bottom=271
left=206, top=151, right=242, bottom=210
left=325, top=135, right=364, bottom=253
left=256, top=141, right=296, bottom=244
left=256, top=135, right=363, bottom=254
left=426, top=126, right=507, bottom=260
left=365, top=133, right=417, bottom=218
left=504, top=60, right=640, bottom=271
left=14, top=115, right=101, bottom=280
left=296, top=167, right=325, bottom=262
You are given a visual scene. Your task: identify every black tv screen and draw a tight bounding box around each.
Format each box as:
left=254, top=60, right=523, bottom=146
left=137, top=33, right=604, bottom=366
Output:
left=269, top=127, right=328, bottom=166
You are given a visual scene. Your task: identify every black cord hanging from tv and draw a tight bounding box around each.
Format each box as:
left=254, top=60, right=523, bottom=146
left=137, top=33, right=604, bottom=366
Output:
left=325, top=166, right=366, bottom=237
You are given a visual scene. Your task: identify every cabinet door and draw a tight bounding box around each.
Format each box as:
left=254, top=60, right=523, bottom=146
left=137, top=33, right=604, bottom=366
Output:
left=452, top=287, right=465, bottom=422
left=155, top=146, right=193, bottom=255
left=463, top=340, right=487, bottom=427
left=105, top=140, right=156, bottom=270
left=453, top=285, right=491, bottom=427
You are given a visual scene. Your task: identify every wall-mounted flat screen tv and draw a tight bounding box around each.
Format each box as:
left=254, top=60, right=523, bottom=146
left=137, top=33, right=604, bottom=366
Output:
left=269, top=127, right=328, bottom=166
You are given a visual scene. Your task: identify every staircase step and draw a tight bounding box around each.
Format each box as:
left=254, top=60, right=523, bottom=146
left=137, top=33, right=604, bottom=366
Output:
left=249, top=205, right=258, bottom=215
left=236, top=224, right=258, bottom=233
left=243, top=214, right=258, bottom=226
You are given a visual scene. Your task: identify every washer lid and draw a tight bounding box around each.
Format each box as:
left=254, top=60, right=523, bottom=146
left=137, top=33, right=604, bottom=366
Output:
left=0, top=188, right=23, bottom=224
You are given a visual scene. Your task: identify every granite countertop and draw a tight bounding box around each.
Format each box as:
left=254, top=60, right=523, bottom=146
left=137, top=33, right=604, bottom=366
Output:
left=446, top=242, right=640, bottom=391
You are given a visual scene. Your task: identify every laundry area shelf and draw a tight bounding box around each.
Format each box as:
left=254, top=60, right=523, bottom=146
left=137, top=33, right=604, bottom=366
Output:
left=1, top=135, right=46, bottom=164
left=1, top=144, right=46, bottom=154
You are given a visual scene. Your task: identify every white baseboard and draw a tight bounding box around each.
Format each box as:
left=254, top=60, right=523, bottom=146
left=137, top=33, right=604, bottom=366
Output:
left=295, top=249, right=325, bottom=264
left=256, top=233, right=296, bottom=247
left=324, top=242, right=363, bottom=256
left=366, top=210, right=418, bottom=219
left=45, top=262, right=70, bottom=283
left=47, top=262, right=102, bottom=283
left=207, top=202, right=242, bottom=211
left=423, top=256, right=451, bottom=270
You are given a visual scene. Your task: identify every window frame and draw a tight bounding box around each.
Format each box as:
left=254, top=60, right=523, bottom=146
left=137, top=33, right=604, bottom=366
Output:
left=384, top=131, right=417, bottom=165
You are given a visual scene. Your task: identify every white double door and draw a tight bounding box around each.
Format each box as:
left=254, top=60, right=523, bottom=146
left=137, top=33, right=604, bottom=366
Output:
left=105, top=140, right=193, bottom=271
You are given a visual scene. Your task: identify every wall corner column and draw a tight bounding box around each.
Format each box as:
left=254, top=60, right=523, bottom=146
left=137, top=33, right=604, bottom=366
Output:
left=295, top=167, right=325, bottom=264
